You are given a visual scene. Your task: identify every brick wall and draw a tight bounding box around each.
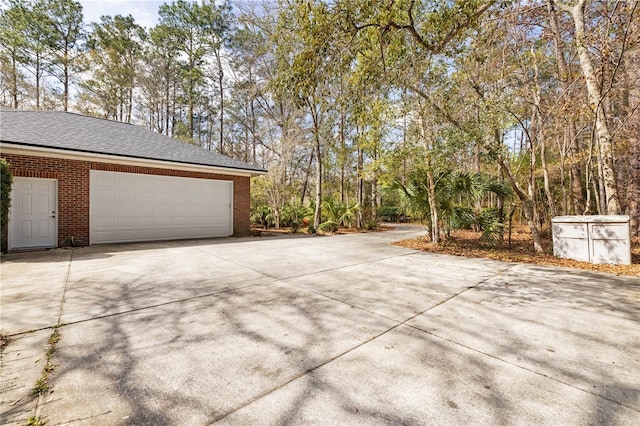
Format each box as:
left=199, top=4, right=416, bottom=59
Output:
left=1, top=153, right=252, bottom=248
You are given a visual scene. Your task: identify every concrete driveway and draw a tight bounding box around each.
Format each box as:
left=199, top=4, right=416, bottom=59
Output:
left=1, top=225, right=639, bottom=425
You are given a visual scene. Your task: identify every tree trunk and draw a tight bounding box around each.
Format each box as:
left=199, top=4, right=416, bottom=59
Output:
left=555, top=135, right=568, bottom=213
left=165, top=64, right=171, bottom=135
left=426, top=166, right=439, bottom=243
left=35, top=57, right=41, bottom=109
left=63, top=48, right=69, bottom=111
left=216, top=49, right=224, bottom=155
left=627, top=30, right=640, bottom=236
left=498, top=168, right=505, bottom=243
left=300, top=149, right=314, bottom=205
left=188, top=77, right=194, bottom=139
left=357, top=131, right=364, bottom=228
left=531, top=55, right=557, bottom=218
left=629, top=128, right=640, bottom=237
left=340, top=107, right=346, bottom=203
left=250, top=77, right=257, bottom=164
left=11, top=54, right=18, bottom=108
left=371, top=147, right=378, bottom=220
left=313, top=132, right=322, bottom=229
left=498, top=159, right=544, bottom=252
left=547, top=0, right=585, bottom=214
left=127, top=82, right=133, bottom=123
left=561, top=0, right=620, bottom=214
left=540, top=129, right=556, bottom=217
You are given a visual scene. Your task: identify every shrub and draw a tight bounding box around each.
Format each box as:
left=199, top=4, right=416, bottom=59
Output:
left=477, top=207, right=504, bottom=246
left=318, top=221, right=339, bottom=233
left=365, top=220, right=379, bottom=231
left=378, top=205, right=401, bottom=222
left=251, top=205, right=274, bottom=228
left=450, top=206, right=476, bottom=230
left=1, top=159, right=12, bottom=251
left=281, top=202, right=310, bottom=232
left=321, top=198, right=359, bottom=228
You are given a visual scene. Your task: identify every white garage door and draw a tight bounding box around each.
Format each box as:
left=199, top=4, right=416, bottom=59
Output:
left=90, top=170, right=233, bottom=244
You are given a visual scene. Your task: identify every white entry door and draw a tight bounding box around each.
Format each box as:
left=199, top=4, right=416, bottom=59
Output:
left=9, top=178, right=58, bottom=249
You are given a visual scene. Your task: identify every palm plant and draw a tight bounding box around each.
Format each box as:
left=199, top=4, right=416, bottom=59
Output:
left=281, top=202, right=311, bottom=232
left=250, top=205, right=275, bottom=229
left=394, top=168, right=511, bottom=243
left=321, top=198, right=360, bottom=230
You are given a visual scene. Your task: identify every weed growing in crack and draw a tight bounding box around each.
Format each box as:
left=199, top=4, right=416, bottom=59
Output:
left=31, top=327, right=60, bottom=397
left=0, top=334, right=8, bottom=352
left=24, top=415, right=47, bottom=426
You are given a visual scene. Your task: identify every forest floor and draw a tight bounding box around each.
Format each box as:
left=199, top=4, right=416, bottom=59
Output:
left=252, top=224, right=640, bottom=277
left=393, top=226, right=640, bottom=278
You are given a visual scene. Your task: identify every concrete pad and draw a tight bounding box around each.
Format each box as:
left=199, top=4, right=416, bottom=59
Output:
left=219, top=325, right=638, bottom=425
left=407, top=264, right=640, bottom=411
left=1, top=250, right=70, bottom=334
left=192, top=231, right=423, bottom=281
left=0, top=330, right=51, bottom=425
left=39, top=282, right=397, bottom=425
left=59, top=243, right=272, bottom=324
left=286, top=253, right=510, bottom=322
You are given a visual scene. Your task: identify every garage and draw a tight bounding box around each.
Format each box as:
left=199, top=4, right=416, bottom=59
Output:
left=1, top=109, right=266, bottom=251
left=90, top=171, right=233, bottom=244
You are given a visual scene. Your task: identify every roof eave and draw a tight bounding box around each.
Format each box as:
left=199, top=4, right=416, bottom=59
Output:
left=0, top=142, right=268, bottom=177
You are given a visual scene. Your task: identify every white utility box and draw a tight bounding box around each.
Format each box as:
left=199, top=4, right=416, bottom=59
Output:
left=552, top=215, right=631, bottom=265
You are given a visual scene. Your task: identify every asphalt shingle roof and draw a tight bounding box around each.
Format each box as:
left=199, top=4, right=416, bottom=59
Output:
left=0, top=109, right=266, bottom=173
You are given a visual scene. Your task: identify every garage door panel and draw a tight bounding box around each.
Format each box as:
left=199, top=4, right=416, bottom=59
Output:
left=155, top=193, right=172, bottom=203
left=90, top=171, right=232, bottom=244
left=93, top=217, right=115, bottom=227
left=135, top=229, right=154, bottom=240
left=172, top=216, right=187, bottom=225
left=136, top=177, right=153, bottom=188
left=137, top=204, right=153, bottom=216
left=171, top=204, right=186, bottom=215
left=116, top=217, right=135, bottom=227
left=154, top=228, right=182, bottom=239
left=136, top=192, right=153, bottom=202
left=116, top=175, right=134, bottom=187
left=153, top=216, right=170, bottom=226
left=136, top=216, right=153, bottom=226
left=93, top=191, right=116, bottom=203
left=116, top=230, right=136, bottom=240
left=93, top=230, right=115, bottom=241
left=93, top=173, right=115, bottom=186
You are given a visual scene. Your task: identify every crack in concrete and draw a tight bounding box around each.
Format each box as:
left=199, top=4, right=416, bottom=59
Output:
left=27, top=251, right=74, bottom=424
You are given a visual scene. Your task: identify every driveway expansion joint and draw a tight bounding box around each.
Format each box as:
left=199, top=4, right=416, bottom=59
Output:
left=406, top=324, right=640, bottom=413
left=50, top=280, right=277, bottom=329
left=212, top=264, right=519, bottom=423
